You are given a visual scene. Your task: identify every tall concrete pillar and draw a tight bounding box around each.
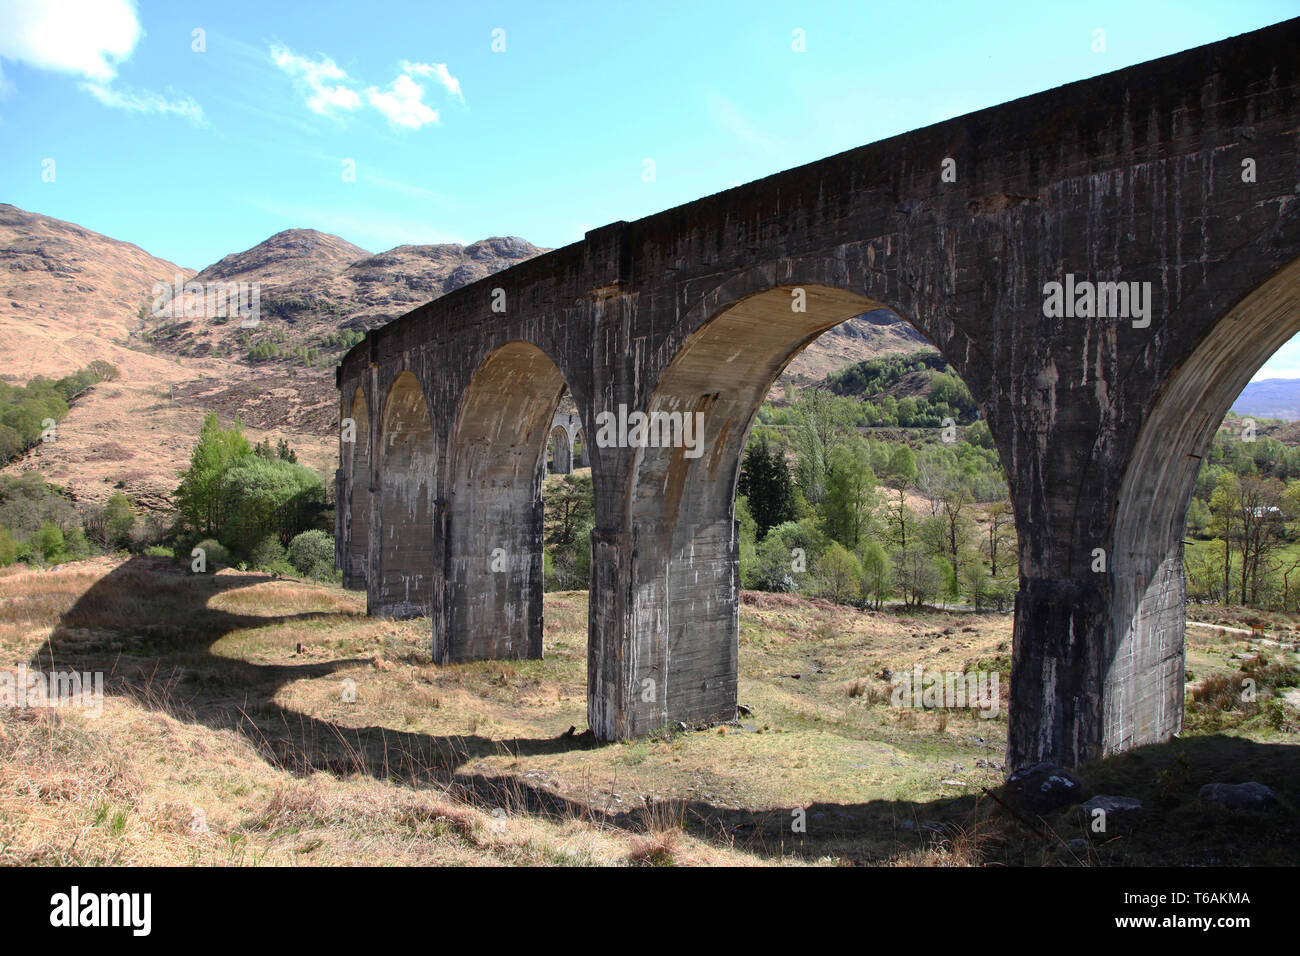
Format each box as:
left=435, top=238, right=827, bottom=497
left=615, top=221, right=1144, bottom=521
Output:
left=342, top=386, right=370, bottom=591
left=589, top=516, right=737, bottom=739
left=588, top=504, right=739, bottom=739
left=443, top=342, right=561, bottom=661
left=548, top=426, right=573, bottom=474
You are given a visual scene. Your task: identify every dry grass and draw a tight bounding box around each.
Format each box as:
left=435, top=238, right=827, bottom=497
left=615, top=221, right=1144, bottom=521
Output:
left=1, top=556, right=1296, bottom=866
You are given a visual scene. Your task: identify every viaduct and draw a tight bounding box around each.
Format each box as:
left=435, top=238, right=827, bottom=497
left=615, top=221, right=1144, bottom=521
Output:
left=336, top=20, right=1300, bottom=770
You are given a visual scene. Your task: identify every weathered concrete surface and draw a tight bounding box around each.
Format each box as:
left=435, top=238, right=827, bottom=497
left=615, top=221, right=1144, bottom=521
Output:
left=337, top=20, right=1300, bottom=768
left=338, top=386, right=370, bottom=590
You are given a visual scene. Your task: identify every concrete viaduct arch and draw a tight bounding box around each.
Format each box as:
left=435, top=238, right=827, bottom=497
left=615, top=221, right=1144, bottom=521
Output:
left=336, top=20, right=1300, bottom=769
left=547, top=412, right=583, bottom=473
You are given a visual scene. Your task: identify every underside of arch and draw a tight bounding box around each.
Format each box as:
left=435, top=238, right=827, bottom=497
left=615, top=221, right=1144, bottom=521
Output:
left=375, top=371, right=436, bottom=618
left=1108, top=255, right=1300, bottom=752
left=445, top=342, right=568, bottom=662
left=602, top=285, right=889, bottom=733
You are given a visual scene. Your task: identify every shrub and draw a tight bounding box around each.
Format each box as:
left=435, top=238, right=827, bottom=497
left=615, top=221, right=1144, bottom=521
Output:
left=35, top=521, right=64, bottom=562
left=192, top=538, right=233, bottom=570
left=287, top=530, right=334, bottom=576
left=306, top=559, right=339, bottom=582
left=250, top=535, right=287, bottom=569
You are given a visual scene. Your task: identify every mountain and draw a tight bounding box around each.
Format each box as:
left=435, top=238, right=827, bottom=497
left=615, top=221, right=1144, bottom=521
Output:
left=0, top=205, right=254, bottom=511
left=0, top=203, right=189, bottom=379
left=193, top=229, right=371, bottom=287
left=0, top=202, right=929, bottom=510
left=141, top=233, right=550, bottom=363
left=1231, top=379, right=1300, bottom=422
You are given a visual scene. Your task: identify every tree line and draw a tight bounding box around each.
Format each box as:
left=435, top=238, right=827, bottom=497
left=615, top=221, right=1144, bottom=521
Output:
left=0, top=361, right=119, bottom=463
left=1185, top=420, right=1300, bottom=609
left=0, top=412, right=335, bottom=580
left=541, top=371, right=1019, bottom=611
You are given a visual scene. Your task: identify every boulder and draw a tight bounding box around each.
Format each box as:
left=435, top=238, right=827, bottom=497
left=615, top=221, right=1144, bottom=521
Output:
left=1197, top=782, right=1278, bottom=811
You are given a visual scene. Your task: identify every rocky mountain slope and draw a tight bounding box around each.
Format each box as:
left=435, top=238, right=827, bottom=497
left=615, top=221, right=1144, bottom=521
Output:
left=1, top=203, right=929, bottom=510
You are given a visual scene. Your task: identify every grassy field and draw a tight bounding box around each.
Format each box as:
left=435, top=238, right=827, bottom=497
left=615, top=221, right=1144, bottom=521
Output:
left=0, top=555, right=1297, bottom=866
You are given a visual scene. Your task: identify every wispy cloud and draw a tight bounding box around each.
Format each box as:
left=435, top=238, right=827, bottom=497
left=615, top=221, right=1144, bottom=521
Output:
left=706, top=91, right=793, bottom=165
left=0, top=0, right=203, bottom=123
left=269, top=46, right=362, bottom=115
left=401, top=60, right=463, bottom=102
left=270, top=45, right=463, bottom=130
left=83, top=82, right=206, bottom=126
left=362, top=170, right=456, bottom=206
left=366, top=74, right=438, bottom=129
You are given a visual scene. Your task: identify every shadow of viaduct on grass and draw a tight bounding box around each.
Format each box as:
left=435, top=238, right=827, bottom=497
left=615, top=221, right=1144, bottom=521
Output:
left=28, top=555, right=1300, bottom=865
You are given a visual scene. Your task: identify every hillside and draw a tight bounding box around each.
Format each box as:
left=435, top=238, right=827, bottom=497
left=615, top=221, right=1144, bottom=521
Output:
left=0, top=203, right=190, bottom=380
left=0, top=205, right=273, bottom=510
left=1, top=203, right=930, bottom=510
left=1232, top=379, right=1300, bottom=422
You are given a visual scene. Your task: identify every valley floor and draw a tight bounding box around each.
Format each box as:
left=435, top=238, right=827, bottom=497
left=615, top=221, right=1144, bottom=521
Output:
left=0, top=556, right=1296, bottom=866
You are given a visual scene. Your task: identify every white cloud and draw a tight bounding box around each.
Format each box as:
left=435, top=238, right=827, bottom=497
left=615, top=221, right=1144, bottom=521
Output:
left=401, top=60, right=463, bottom=101
left=83, top=82, right=205, bottom=125
left=270, top=45, right=362, bottom=114
left=270, top=45, right=461, bottom=130
left=0, top=0, right=139, bottom=82
left=366, top=74, right=438, bottom=129
left=0, top=0, right=204, bottom=123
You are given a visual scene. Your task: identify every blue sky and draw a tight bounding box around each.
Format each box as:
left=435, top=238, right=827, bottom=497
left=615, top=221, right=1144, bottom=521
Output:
left=1, top=0, right=1297, bottom=377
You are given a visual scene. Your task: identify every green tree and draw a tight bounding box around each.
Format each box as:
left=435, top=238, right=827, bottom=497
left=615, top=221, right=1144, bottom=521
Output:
left=738, top=436, right=796, bottom=538
left=859, top=539, right=891, bottom=610
left=174, top=413, right=252, bottom=536
left=221, top=456, right=329, bottom=553
left=960, top=554, right=991, bottom=610
left=287, top=529, right=335, bottom=577
left=790, top=390, right=856, bottom=504
left=103, top=492, right=135, bottom=548
left=882, top=444, right=917, bottom=550
left=544, top=473, right=594, bottom=591
left=819, top=436, right=877, bottom=549
left=35, top=521, right=64, bottom=562
left=816, top=542, right=861, bottom=604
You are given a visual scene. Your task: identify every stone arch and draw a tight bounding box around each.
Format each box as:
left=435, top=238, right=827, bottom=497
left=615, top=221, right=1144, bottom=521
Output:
left=444, top=341, right=573, bottom=662
left=343, top=385, right=371, bottom=590
left=375, top=370, right=437, bottom=618
left=1107, top=255, right=1300, bottom=753
left=620, top=284, right=888, bottom=730
left=609, top=276, right=1002, bottom=735
left=547, top=424, right=573, bottom=474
